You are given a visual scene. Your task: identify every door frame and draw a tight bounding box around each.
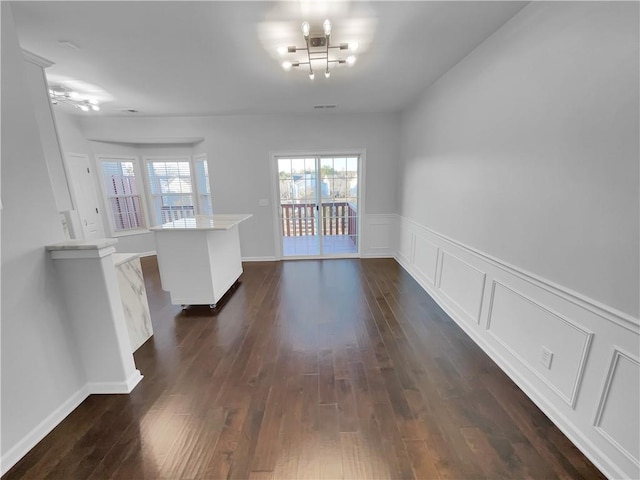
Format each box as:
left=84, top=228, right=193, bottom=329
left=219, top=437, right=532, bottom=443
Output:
left=269, top=149, right=366, bottom=260
left=64, top=152, right=106, bottom=239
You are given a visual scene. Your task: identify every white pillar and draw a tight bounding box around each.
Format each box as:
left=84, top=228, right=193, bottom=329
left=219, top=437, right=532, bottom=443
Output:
left=46, top=239, right=143, bottom=393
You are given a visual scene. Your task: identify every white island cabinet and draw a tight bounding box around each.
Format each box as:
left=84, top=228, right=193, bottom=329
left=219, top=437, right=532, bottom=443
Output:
left=149, top=214, right=252, bottom=309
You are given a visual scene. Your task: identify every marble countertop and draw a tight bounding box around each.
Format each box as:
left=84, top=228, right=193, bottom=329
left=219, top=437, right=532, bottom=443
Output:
left=46, top=239, right=118, bottom=251
left=112, top=253, right=141, bottom=266
left=149, top=214, right=252, bottom=231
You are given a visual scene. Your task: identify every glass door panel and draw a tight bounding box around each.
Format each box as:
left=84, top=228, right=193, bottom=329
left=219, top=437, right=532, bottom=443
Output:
left=319, top=156, right=358, bottom=255
left=278, top=157, right=320, bottom=256
left=277, top=155, right=359, bottom=257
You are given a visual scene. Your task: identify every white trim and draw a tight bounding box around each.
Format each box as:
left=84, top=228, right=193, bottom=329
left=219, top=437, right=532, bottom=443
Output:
left=0, top=386, right=90, bottom=476
left=87, top=370, right=143, bottom=394
left=593, top=347, right=640, bottom=466
left=50, top=246, right=117, bottom=260
left=22, top=49, right=54, bottom=68
left=436, top=250, right=487, bottom=325
left=241, top=256, right=278, bottom=262
left=269, top=149, right=366, bottom=260
left=192, top=153, right=212, bottom=215
left=394, top=251, right=629, bottom=480
left=110, top=228, right=151, bottom=238
left=95, top=154, right=150, bottom=236
left=486, top=280, right=594, bottom=408
left=395, top=215, right=638, bottom=480
left=142, top=155, right=199, bottom=226
left=399, top=215, right=639, bottom=332
left=64, top=152, right=107, bottom=238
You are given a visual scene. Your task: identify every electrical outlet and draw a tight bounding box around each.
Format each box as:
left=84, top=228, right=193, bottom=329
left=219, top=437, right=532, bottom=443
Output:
left=540, top=346, right=553, bottom=370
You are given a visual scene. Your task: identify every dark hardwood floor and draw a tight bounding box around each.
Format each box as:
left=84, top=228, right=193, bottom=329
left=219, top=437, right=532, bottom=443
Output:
left=4, top=257, right=605, bottom=479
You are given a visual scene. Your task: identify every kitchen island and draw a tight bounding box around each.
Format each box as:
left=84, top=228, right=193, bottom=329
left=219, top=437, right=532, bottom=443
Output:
left=149, top=214, right=252, bottom=309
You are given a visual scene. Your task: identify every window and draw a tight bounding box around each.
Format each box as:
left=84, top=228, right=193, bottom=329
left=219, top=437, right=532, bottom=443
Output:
left=145, top=158, right=196, bottom=224
left=194, top=155, right=213, bottom=216
left=99, top=158, right=146, bottom=232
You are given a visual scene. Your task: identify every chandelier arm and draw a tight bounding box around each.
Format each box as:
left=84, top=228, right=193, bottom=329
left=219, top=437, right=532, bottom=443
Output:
left=325, top=34, right=330, bottom=76
left=304, top=37, right=313, bottom=77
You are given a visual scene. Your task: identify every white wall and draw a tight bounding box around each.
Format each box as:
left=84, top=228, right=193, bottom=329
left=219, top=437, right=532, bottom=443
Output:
left=1, top=4, right=87, bottom=472
left=23, top=59, right=73, bottom=212
left=76, top=113, right=401, bottom=258
left=397, top=3, right=639, bottom=479
left=400, top=2, right=639, bottom=319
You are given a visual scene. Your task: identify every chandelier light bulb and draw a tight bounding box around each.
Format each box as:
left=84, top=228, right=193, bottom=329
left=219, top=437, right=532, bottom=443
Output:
left=309, top=71, right=315, bottom=80
left=350, top=42, right=359, bottom=52
left=79, top=104, right=90, bottom=112
left=277, top=46, right=287, bottom=56
left=69, top=91, right=81, bottom=100
left=301, top=21, right=310, bottom=38
left=282, top=61, right=293, bottom=71
left=323, top=19, right=332, bottom=36
left=325, top=70, right=330, bottom=79
left=346, top=55, right=357, bottom=66
left=91, top=105, right=100, bottom=111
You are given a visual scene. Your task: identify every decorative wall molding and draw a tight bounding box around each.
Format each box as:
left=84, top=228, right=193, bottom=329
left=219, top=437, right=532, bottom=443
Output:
left=486, top=280, right=593, bottom=407
left=593, top=347, right=640, bottom=466
left=399, top=216, right=639, bottom=333
left=394, top=214, right=639, bottom=480
left=413, top=234, right=439, bottom=286
left=361, top=214, right=396, bottom=258
left=437, top=251, right=486, bottom=325
left=0, top=386, right=90, bottom=476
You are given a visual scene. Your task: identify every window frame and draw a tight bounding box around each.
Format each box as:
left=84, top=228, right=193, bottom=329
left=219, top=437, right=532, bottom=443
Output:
left=193, top=154, right=212, bottom=216
left=95, top=154, right=151, bottom=237
left=142, top=155, right=203, bottom=226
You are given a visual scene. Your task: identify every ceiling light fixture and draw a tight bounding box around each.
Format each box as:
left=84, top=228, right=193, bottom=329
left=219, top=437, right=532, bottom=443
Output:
left=279, top=19, right=358, bottom=79
left=49, top=86, right=100, bottom=111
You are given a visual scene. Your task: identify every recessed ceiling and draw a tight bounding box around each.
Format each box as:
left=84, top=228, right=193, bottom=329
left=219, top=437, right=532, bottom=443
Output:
left=10, top=1, right=527, bottom=117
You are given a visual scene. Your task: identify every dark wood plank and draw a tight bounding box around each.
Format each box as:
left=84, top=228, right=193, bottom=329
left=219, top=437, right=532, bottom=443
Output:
left=2, top=257, right=606, bottom=480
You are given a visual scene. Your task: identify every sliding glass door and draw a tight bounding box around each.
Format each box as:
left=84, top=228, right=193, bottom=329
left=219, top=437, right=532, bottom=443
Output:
left=276, top=155, right=359, bottom=257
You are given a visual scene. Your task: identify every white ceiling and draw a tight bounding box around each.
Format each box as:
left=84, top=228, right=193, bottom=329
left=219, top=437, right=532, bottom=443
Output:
left=11, top=1, right=527, bottom=117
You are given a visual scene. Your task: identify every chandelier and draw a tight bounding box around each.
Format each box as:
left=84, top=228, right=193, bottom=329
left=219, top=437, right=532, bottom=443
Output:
left=279, top=20, right=358, bottom=79
left=49, top=86, right=100, bottom=112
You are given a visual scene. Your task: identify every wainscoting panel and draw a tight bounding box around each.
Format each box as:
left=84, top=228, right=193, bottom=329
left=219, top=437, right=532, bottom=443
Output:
left=395, top=215, right=640, bottom=480
left=362, top=214, right=396, bottom=258
left=487, top=281, right=592, bottom=407
left=594, top=348, right=640, bottom=467
left=437, top=252, right=486, bottom=325
left=412, top=234, right=438, bottom=286
left=397, top=225, right=413, bottom=264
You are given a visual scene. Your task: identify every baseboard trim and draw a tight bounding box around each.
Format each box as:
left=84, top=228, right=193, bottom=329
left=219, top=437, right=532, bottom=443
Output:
left=242, top=256, right=278, bottom=262
left=87, top=370, right=143, bottom=394
left=361, top=252, right=395, bottom=259
left=395, top=254, right=627, bottom=480
left=0, top=386, right=90, bottom=476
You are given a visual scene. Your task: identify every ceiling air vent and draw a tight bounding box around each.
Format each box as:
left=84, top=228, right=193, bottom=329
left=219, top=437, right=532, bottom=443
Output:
left=313, top=104, right=337, bottom=110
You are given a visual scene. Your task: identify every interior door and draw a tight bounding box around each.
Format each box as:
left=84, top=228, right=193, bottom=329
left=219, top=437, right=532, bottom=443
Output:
left=65, top=153, right=105, bottom=239
left=276, top=155, right=359, bottom=258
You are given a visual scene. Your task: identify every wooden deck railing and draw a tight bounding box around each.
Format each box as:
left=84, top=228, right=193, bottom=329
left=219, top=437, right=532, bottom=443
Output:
left=281, top=202, right=357, bottom=237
